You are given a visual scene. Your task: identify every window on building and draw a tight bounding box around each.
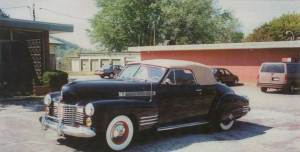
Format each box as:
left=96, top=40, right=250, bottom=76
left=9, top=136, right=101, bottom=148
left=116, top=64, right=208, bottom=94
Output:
left=0, top=29, right=10, bottom=40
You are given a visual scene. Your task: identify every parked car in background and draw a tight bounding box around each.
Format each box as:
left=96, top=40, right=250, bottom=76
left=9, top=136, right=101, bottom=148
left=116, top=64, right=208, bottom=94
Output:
left=257, top=62, right=300, bottom=93
left=94, top=65, right=124, bottom=78
left=212, top=68, right=239, bottom=85
left=40, top=59, right=250, bottom=151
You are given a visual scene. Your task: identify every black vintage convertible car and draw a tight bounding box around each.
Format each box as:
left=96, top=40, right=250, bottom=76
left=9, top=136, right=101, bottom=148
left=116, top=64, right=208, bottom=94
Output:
left=40, top=59, right=250, bottom=151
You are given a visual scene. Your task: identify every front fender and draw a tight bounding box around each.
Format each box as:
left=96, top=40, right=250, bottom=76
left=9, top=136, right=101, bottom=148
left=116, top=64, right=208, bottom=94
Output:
left=90, top=99, right=158, bottom=133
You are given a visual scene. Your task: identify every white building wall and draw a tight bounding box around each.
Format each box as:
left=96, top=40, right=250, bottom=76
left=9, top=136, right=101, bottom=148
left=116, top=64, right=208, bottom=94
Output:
left=72, top=53, right=141, bottom=71
left=71, top=59, right=80, bottom=71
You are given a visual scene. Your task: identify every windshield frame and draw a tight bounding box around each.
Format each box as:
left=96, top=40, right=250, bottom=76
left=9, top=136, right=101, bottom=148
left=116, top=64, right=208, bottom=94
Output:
left=117, top=64, right=167, bottom=83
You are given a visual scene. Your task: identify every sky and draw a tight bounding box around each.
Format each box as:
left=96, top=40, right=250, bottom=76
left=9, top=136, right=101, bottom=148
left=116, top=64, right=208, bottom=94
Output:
left=1, top=0, right=300, bottom=50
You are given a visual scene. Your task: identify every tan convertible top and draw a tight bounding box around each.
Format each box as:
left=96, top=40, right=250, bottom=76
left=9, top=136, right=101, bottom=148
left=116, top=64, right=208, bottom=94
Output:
left=127, top=59, right=217, bottom=85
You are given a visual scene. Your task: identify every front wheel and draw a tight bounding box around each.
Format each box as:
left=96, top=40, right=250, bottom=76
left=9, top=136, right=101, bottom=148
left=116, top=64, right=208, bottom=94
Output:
left=106, top=115, right=134, bottom=151
left=109, top=73, right=114, bottom=79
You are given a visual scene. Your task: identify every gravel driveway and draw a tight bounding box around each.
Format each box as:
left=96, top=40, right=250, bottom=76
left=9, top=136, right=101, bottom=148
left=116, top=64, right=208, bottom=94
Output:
left=0, top=84, right=299, bottom=152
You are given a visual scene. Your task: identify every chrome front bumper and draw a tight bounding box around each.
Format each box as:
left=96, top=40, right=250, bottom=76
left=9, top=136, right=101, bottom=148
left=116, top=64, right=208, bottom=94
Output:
left=40, top=113, right=96, bottom=138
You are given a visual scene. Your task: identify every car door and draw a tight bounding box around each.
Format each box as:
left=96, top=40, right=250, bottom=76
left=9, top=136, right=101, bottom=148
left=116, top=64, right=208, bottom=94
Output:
left=156, top=69, right=215, bottom=126
left=113, top=66, right=122, bottom=76
left=219, top=69, right=228, bottom=82
left=224, top=69, right=235, bottom=82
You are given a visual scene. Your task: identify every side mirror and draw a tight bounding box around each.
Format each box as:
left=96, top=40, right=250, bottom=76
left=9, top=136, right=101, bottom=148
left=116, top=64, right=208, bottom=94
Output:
left=163, top=78, right=171, bottom=85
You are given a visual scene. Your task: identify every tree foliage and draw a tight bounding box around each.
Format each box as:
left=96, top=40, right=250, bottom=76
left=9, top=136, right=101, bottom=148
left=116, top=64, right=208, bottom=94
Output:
left=0, top=9, right=10, bottom=18
left=245, top=13, right=300, bottom=42
left=88, top=0, right=243, bottom=52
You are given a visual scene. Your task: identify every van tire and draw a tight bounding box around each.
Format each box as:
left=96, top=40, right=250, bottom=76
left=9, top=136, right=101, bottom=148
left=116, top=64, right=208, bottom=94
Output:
left=285, top=83, right=295, bottom=94
left=261, top=87, right=267, bottom=92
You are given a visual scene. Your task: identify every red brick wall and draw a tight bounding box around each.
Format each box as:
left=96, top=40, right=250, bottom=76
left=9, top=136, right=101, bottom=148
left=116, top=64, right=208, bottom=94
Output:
left=141, top=48, right=299, bottom=83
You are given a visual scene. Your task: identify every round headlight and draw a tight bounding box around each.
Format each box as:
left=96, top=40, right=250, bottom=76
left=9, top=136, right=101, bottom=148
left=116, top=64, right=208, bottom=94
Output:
left=44, top=94, right=52, bottom=106
left=85, top=103, right=94, bottom=116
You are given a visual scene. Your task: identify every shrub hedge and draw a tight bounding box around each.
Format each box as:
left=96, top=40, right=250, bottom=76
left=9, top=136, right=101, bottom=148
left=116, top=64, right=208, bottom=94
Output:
left=42, top=70, right=68, bottom=87
left=0, top=63, right=33, bottom=96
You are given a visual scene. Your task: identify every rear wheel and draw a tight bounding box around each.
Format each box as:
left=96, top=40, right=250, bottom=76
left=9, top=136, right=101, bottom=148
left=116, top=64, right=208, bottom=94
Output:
left=219, top=120, right=235, bottom=131
left=285, top=83, right=295, bottom=94
left=261, top=87, right=267, bottom=92
left=213, top=112, right=235, bottom=131
left=234, top=79, right=238, bottom=86
left=106, top=115, right=134, bottom=151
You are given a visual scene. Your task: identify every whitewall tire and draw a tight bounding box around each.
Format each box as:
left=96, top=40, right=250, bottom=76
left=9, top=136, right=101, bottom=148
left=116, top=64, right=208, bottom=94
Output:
left=106, top=115, right=134, bottom=151
left=219, top=120, right=235, bottom=131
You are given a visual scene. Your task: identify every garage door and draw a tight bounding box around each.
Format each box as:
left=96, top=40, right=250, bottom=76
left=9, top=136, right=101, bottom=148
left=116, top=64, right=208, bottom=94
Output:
left=101, top=59, right=109, bottom=67
left=81, top=59, right=89, bottom=71
left=112, top=59, right=121, bottom=65
left=125, top=57, right=136, bottom=63
left=91, top=59, right=99, bottom=71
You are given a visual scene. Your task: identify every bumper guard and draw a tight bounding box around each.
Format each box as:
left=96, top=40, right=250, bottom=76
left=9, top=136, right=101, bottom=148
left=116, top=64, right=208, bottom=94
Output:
left=40, top=113, right=96, bottom=138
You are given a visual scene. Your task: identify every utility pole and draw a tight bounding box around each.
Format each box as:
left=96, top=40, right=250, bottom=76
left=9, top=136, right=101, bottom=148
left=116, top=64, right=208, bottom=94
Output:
left=33, top=4, right=36, bottom=21
left=153, top=21, right=156, bottom=46
left=286, top=31, right=294, bottom=41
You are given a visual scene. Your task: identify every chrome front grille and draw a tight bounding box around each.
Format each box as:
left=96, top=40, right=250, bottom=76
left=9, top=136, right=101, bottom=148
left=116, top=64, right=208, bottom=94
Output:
left=52, top=102, right=84, bottom=126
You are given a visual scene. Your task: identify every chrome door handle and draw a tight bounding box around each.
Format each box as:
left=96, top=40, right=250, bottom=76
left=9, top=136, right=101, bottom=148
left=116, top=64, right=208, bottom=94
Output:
left=196, top=89, right=202, bottom=92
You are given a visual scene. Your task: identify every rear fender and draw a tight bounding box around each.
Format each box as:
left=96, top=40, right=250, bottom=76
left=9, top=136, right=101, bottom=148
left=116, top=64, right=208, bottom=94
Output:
left=213, top=93, right=249, bottom=122
left=90, top=99, right=158, bottom=133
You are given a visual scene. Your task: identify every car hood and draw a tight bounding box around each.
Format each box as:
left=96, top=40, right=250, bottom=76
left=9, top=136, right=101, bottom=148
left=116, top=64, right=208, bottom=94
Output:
left=60, top=79, right=156, bottom=104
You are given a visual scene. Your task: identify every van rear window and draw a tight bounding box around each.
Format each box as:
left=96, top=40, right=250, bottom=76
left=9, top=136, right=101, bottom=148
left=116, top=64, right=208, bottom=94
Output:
left=261, top=64, right=284, bottom=73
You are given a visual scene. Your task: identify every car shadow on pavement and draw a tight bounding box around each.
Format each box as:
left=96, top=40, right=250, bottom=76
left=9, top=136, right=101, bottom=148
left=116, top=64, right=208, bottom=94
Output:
left=0, top=98, right=45, bottom=112
left=265, top=89, right=300, bottom=95
left=56, top=121, right=271, bottom=152
left=228, top=83, right=244, bottom=87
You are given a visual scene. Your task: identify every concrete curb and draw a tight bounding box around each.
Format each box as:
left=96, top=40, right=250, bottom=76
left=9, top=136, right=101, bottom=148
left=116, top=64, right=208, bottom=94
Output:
left=0, top=95, right=45, bottom=101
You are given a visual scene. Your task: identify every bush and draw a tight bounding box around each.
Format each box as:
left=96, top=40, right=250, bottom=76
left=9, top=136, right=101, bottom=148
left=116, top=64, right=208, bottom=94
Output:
left=0, top=63, right=33, bottom=96
left=0, top=82, right=13, bottom=97
left=42, top=70, right=68, bottom=87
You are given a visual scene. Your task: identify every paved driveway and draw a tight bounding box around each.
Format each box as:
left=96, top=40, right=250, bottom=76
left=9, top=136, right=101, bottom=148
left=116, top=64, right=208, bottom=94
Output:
left=0, top=84, right=299, bottom=152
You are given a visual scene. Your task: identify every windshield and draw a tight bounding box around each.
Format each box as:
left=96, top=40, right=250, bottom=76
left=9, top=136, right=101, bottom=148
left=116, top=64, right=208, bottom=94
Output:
left=117, top=65, right=166, bottom=82
left=117, top=65, right=140, bottom=80
left=211, top=69, right=218, bottom=73
left=101, top=65, right=111, bottom=69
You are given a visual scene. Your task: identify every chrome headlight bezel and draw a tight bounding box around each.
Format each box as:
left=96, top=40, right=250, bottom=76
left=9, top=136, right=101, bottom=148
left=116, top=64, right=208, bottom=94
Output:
left=85, top=103, right=95, bottom=116
left=44, top=94, right=52, bottom=106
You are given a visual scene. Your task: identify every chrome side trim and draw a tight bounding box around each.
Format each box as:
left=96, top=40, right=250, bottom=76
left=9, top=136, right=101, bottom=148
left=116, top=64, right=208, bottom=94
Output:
left=140, top=121, right=158, bottom=126
left=140, top=118, right=158, bottom=123
left=140, top=115, right=158, bottom=119
left=157, top=121, right=209, bottom=131
left=119, top=91, right=156, bottom=97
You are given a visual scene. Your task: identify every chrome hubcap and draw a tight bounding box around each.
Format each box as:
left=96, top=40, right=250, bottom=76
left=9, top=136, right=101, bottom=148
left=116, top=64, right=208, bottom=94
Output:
left=110, top=121, right=129, bottom=145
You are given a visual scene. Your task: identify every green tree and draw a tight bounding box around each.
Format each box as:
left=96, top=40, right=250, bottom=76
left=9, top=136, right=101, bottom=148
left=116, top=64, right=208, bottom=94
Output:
left=245, top=13, right=300, bottom=42
left=0, top=9, right=10, bottom=18
left=88, top=0, right=243, bottom=51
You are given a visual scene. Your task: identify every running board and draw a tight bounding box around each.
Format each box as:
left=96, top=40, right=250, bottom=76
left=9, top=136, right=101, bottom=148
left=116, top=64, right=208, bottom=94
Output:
left=157, top=121, right=210, bottom=131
